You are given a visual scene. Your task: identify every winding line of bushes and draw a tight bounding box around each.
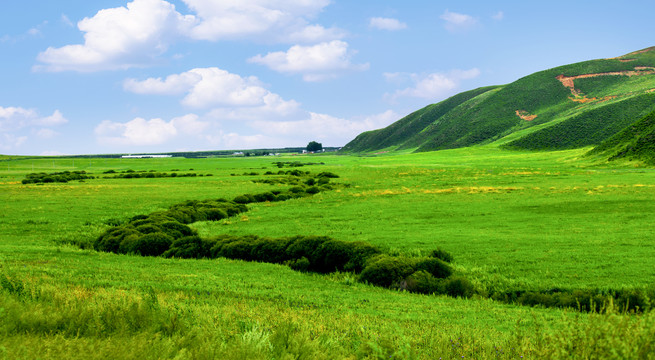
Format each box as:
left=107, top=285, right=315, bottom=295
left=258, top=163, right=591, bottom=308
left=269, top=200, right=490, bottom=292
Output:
left=89, top=169, right=654, bottom=312
left=22, top=171, right=94, bottom=184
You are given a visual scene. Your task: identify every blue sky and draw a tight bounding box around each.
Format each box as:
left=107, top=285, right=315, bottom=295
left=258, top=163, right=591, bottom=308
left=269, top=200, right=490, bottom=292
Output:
left=1, top=0, right=654, bottom=155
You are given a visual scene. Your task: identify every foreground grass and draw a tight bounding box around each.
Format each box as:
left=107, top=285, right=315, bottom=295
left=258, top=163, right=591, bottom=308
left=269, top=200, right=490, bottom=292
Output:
left=1, top=148, right=654, bottom=358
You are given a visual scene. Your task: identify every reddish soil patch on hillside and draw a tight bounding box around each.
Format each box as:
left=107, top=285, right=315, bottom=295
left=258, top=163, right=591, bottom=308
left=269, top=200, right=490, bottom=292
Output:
left=515, top=110, right=537, bottom=121
left=556, top=66, right=655, bottom=102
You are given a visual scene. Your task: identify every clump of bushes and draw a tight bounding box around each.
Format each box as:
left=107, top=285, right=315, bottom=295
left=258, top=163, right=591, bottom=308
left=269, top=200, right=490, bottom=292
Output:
left=103, top=170, right=206, bottom=179
left=492, top=287, right=655, bottom=313
left=22, top=171, right=94, bottom=184
left=93, top=198, right=248, bottom=255
left=273, top=161, right=325, bottom=168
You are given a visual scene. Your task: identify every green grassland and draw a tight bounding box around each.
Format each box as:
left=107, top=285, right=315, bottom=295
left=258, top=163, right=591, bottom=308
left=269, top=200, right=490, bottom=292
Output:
left=2, top=149, right=655, bottom=359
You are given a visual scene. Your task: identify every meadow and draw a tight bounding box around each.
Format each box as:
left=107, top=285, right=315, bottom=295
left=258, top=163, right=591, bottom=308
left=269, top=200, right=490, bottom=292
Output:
left=1, top=148, right=654, bottom=359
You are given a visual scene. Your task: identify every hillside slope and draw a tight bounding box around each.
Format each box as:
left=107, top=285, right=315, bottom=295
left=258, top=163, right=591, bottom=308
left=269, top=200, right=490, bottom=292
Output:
left=342, top=47, right=655, bottom=154
left=587, top=108, right=655, bottom=164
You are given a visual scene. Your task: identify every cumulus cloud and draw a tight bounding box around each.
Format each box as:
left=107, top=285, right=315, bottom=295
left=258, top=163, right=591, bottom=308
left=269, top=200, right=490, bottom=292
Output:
left=95, top=117, right=178, bottom=146
left=248, top=40, right=369, bottom=81
left=125, top=67, right=300, bottom=111
left=35, top=0, right=344, bottom=72
left=369, top=17, right=407, bottom=31
left=35, top=0, right=196, bottom=72
left=387, top=69, right=481, bottom=100
left=441, top=10, right=477, bottom=33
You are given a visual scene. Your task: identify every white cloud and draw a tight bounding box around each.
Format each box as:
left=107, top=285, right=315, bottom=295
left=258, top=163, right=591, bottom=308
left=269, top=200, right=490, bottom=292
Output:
left=125, top=67, right=300, bottom=111
left=182, top=0, right=341, bottom=43
left=94, top=113, right=210, bottom=147
left=441, top=10, right=477, bottom=33
left=492, top=11, right=504, bottom=21
left=248, top=40, right=369, bottom=81
left=171, top=114, right=209, bottom=135
left=388, top=69, right=481, bottom=100
left=35, top=0, right=196, bottom=72
left=0, top=107, right=67, bottom=132
left=249, top=110, right=399, bottom=145
left=35, top=110, right=68, bottom=126
left=95, top=117, right=178, bottom=146
left=35, top=0, right=344, bottom=72
left=369, top=17, right=407, bottom=31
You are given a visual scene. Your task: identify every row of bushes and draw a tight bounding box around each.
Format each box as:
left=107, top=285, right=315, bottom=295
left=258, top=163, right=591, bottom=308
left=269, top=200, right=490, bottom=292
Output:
left=93, top=199, right=248, bottom=254
left=273, top=161, right=325, bottom=168
left=105, top=172, right=210, bottom=179
left=494, top=287, right=654, bottom=313
left=94, top=171, right=339, bottom=254
left=165, top=235, right=379, bottom=272
left=22, top=171, right=94, bottom=184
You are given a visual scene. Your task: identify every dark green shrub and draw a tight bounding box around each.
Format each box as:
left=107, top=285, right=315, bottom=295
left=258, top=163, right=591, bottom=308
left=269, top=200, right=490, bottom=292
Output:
left=430, top=248, right=453, bottom=263
left=305, top=186, right=319, bottom=194
left=233, top=194, right=254, bottom=204
left=315, top=240, right=381, bottom=273
left=343, top=242, right=382, bottom=272
left=250, top=238, right=294, bottom=263
left=164, top=209, right=195, bottom=224
left=130, top=214, right=149, bottom=222
left=414, top=258, right=452, bottom=279
left=442, top=276, right=476, bottom=298
left=163, top=236, right=214, bottom=259
left=216, top=241, right=254, bottom=261
left=94, top=226, right=140, bottom=253
left=159, top=221, right=195, bottom=237
left=132, top=232, right=173, bottom=257
left=406, top=270, right=440, bottom=294
left=616, top=289, right=651, bottom=312
left=135, top=224, right=162, bottom=234
left=118, top=233, right=141, bottom=254
left=359, top=255, right=415, bottom=288
left=289, top=186, right=304, bottom=194
left=318, top=172, right=339, bottom=178
left=286, top=236, right=330, bottom=266
left=275, top=194, right=290, bottom=201
left=253, top=192, right=276, bottom=202
left=204, top=208, right=228, bottom=221
left=288, top=257, right=311, bottom=272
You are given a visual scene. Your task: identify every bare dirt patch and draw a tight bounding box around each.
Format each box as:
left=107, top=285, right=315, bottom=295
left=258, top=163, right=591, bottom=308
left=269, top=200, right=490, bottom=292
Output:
left=515, top=110, right=537, bottom=121
left=556, top=66, right=655, bottom=103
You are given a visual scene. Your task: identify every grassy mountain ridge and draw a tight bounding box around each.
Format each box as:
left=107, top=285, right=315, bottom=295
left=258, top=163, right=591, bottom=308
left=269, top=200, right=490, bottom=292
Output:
left=342, top=47, right=655, bottom=155
left=588, top=108, right=655, bottom=164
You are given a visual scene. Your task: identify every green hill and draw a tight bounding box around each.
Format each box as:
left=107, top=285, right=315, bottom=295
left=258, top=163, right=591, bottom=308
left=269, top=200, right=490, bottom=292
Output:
left=587, top=108, right=655, bottom=164
left=342, top=47, right=655, bottom=155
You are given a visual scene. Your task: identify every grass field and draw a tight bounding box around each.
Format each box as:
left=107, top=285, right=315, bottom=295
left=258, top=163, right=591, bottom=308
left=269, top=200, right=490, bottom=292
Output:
left=1, top=149, right=655, bottom=359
